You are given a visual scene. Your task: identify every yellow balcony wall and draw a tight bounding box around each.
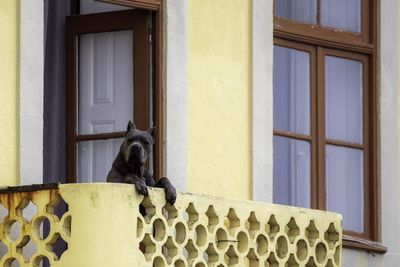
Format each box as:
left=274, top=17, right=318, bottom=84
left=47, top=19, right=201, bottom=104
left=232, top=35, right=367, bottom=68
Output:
left=0, top=184, right=342, bottom=266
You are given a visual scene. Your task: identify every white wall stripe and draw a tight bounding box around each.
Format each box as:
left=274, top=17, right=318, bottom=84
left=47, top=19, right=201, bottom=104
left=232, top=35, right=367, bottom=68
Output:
left=19, top=0, right=44, bottom=185
left=252, top=0, right=274, bottom=202
left=164, top=0, right=188, bottom=191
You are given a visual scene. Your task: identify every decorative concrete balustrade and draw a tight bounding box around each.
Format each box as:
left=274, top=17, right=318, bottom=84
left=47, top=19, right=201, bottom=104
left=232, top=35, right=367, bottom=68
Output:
left=0, top=184, right=342, bottom=266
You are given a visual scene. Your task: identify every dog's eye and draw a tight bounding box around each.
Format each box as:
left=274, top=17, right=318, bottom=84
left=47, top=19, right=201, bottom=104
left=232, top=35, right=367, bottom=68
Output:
left=127, top=138, right=134, bottom=143
left=143, top=140, right=150, bottom=146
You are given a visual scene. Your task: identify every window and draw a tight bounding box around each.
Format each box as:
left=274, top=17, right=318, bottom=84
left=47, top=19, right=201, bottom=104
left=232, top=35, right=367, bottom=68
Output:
left=273, top=0, right=379, bottom=248
left=66, top=3, right=164, bottom=183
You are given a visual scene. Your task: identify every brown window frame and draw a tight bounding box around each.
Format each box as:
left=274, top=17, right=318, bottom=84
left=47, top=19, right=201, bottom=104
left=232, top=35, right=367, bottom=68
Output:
left=273, top=0, right=385, bottom=253
left=66, top=3, right=165, bottom=182
left=100, top=0, right=161, bottom=10
left=274, top=0, right=371, bottom=45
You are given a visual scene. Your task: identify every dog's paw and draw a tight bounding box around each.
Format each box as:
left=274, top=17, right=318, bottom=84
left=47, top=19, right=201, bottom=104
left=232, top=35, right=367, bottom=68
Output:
left=155, top=177, right=177, bottom=205
left=165, top=188, right=177, bottom=205
left=134, top=180, right=149, bottom=196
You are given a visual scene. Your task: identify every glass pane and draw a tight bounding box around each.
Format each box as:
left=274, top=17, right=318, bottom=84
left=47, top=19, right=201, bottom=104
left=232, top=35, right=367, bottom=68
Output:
left=274, top=46, right=311, bottom=135
left=321, top=0, right=361, bottom=33
left=273, top=136, right=311, bottom=208
left=78, top=30, right=134, bottom=135
left=275, top=0, right=317, bottom=24
left=325, top=56, right=363, bottom=143
left=80, top=0, right=130, bottom=15
left=77, top=138, right=123, bottom=183
left=326, top=145, right=364, bottom=233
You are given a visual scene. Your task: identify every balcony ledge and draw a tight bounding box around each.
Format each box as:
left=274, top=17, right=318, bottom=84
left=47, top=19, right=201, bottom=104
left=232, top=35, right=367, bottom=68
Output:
left=0, top=183, right=342, bottom=266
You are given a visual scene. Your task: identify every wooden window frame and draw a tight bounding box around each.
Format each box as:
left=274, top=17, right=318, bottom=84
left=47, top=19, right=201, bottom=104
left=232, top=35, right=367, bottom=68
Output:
left=273, top=0, right=385, bottom=253
left=274, top=0, right=371, bottom=46
left=100, top=0, right=161, bottom=10
left=66, top=2, right=165, bottom=182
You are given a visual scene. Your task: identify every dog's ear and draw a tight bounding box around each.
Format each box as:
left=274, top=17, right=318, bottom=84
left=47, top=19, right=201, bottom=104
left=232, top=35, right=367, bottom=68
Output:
left=148, top=126, right=156, bottom=140
left=127, top=120, right=136, bottom=132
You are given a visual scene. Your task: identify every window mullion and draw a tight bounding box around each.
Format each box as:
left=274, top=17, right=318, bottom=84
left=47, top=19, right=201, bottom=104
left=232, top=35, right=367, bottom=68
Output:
left=316, top=46, right=326, bottom=211
left=310, top=45, right=319, bottom=209
left=76, top=131, right=126, bottom=142
left=362, top=56, right=371, bottom=239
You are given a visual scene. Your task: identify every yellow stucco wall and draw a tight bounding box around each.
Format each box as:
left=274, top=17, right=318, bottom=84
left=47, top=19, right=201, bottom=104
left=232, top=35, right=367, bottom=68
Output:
left=0, top=1, right=19, bottom=186
left=188, top=0, right=252, bottom=199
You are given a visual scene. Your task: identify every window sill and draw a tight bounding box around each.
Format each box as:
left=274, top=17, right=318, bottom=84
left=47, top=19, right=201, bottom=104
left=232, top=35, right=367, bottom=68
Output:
left=343, top=235, right=387, bottom=254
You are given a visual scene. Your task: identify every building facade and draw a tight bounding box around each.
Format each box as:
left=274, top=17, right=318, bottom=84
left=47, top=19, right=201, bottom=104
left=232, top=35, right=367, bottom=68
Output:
left=0, top=0, right=399, bottom=265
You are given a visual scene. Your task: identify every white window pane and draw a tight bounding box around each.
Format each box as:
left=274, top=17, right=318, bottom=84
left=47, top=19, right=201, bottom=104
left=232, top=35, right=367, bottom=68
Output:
left=77, top=138, right=123, bottom=183
left=273, top=136, right=311, bottom=208
left=273, top=46, right=311, bottom=135
left=321, top=0, right=361, bottom=32
left=275, top=0, right=317, bottom=24
left=78, top=30, right=133, bottom=135
left=326, top=145, right=364, bottom=233
left=325, top=56, right=363, bottom=143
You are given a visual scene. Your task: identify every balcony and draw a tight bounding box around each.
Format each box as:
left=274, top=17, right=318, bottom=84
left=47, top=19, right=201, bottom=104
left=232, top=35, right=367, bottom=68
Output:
left=0, top=183, right=342, bottom=266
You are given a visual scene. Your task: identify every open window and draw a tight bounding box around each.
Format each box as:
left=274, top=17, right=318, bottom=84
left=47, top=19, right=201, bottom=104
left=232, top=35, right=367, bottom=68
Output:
left=66, top=10, right=150, bottom=183
left=57, top=0, right=164, bottom=183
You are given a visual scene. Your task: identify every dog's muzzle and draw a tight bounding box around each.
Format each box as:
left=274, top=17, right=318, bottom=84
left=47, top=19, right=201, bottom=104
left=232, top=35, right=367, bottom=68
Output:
left=128, top=142, right=145, bottom=164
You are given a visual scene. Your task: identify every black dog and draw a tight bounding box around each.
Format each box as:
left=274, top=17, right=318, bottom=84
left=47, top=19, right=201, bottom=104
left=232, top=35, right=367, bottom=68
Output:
left=107, top=121, right=176, bottom=205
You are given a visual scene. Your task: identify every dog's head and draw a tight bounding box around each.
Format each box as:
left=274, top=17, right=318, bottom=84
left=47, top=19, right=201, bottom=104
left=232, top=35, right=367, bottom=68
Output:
left=121, top=121, right=155, bottom=167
